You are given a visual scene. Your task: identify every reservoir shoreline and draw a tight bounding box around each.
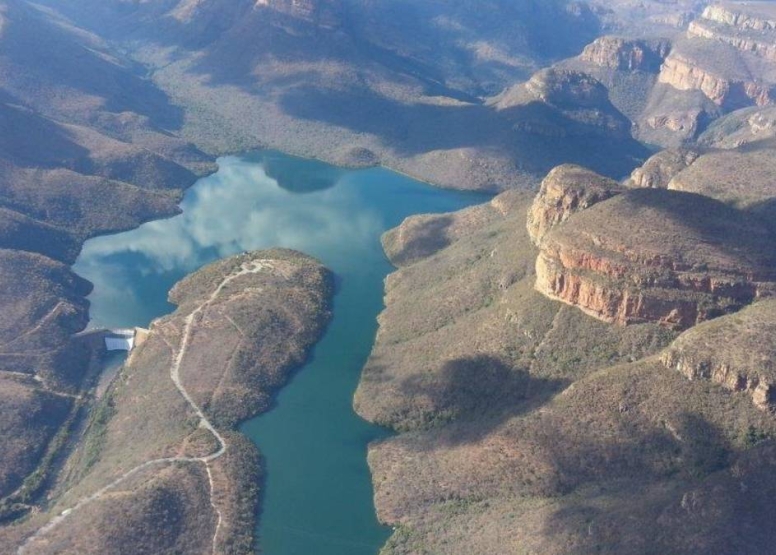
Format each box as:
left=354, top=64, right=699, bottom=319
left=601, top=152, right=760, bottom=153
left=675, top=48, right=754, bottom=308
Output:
left=72, top=149, right=491, bottom=554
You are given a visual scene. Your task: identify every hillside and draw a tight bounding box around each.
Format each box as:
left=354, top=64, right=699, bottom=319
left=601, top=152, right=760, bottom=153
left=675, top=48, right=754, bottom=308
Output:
left=356, top=168, right=776, bottom=554
left=29, top=0, right=664, bottom=192
left=3, top=0, right=776, bottom=553
left=3, top=249, right=333, bottom=554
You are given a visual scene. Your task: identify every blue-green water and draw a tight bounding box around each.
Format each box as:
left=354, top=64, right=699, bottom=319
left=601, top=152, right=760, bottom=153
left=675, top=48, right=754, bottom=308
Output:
left=73, top=150, right=489, bottom=555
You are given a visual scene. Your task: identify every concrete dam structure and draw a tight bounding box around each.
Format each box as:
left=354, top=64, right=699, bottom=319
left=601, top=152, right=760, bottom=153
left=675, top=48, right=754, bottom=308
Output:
left=73, top=327, right=150, bottom=353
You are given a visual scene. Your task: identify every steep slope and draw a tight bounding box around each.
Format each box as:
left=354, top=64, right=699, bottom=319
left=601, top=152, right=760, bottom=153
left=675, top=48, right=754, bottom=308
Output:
left=31, top=0, right=657, bottom=192
left=5, top=250, right=332, bottom=554
left=535, top=188, right=776, bottom=329
left=0, top=1, right=214, bottom=535
left=356, top=180, right=776, bottom=555
left=663, top=299, right=776, bottom=412
left=636, top=2, right=776, bottom=146
left=628, top=110, right=776, bottom=231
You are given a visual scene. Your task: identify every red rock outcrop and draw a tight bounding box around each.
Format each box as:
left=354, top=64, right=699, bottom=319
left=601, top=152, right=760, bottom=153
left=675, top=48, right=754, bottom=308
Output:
left=526, top=164, right=623, bottom=245
left=534, top=188, right=776, bottom=329
left=662, top=299, right=776, bottom=412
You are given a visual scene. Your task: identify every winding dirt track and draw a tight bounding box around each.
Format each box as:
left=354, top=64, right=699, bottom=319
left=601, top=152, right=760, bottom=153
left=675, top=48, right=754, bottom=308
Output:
left=18, top=260, right=273, bottom=555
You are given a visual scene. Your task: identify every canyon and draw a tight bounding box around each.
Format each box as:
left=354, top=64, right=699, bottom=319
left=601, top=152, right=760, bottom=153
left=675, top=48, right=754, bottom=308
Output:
left=2, top=0, right=776, bottom=554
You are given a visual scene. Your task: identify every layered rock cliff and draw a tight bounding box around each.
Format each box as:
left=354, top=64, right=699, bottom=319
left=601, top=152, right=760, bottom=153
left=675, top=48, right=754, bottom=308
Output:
left=658, top=46, right=776, bottom=109
left=701, top=3, right=776, bottom=31
left=657, top=4, right=776, bottom=110
left=689, top=4, right=776, bottom=61
left=526, top=164, right=623, bottom=245
left=626, top=148, right=700, bottom=188
left=662, top=299, right=776, bottom=412
left=357, top=169, right=776, bottom=555
left=492, top=68, right=633, bottom=138
left=581, top=36, right=670, bottom=71
left=534, top=187, right=776, bottom=329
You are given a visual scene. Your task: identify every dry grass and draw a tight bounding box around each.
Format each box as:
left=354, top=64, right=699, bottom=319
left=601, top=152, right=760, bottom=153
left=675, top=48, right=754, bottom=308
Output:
left=359, top=185, right=776, bottom=554
left=5, top=250, right=332, bottom=554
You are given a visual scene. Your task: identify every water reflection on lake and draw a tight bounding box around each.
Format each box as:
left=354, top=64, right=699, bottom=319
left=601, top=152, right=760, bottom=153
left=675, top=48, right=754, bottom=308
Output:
left=74, top=151, right=489, bottom=555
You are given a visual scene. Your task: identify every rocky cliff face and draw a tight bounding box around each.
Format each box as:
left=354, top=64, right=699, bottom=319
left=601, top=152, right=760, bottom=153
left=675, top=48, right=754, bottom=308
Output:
left=254, top=0, right=342, bottom=27
left=493, top=68, right=633, bottom=138
left=702, top=4, right=776, bottom=31
left=534, top=187, right=776, bottom=329
left=581, top=36, right=670, bottom=71
left=662, top=299, right=776, bottom=412
left=627, top=148, right=700, bottom=189
left=526, top=164, right=623, bottom=245
left=357, top=165, right=776, bottom=555
left=689, top=4, right=776, bottom=60
left=656, top=4, right=776, bottom=110
left=658, top=51, right=776, bottom=108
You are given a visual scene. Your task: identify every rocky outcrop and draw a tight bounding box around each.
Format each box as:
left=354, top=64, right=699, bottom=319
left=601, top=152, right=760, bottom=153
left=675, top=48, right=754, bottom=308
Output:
left=655, top=4, right=776, bottom=111
left=701, top=4, right=776, bottom=31
left=254, top=0, right=343, bottom=27
left=698, top=105, right=776, bottom=148
left=580, top=36, right=670, bottom=72
left=688, top=4, right=776, bottom=61
left=518, top=68, right=611, bottom=108
left=526, top=164, right=623, bottom=245
left=662, top=299, right=776, bottom=412
left=627, top=148, right=700, bottom=189
left=534, top=188, right=776, bottom=329
left=642, top=107, right=709, bottom=139
left=666, top=146, right=776, bottom=213
left=688, top=19, right=776, bottom=61
left=357, top=176, right=776, bottom=555
left=658, top=51, right=776, bottom=108
left=492, top=68, right=632, bottom=138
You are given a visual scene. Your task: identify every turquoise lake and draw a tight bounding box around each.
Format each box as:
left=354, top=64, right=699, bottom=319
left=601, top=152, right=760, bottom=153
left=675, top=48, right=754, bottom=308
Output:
left=73, top=151, right=489, bottom=555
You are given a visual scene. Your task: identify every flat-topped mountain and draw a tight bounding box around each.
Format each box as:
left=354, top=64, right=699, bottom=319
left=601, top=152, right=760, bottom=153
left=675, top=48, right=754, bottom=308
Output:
left=491, top=68, right=634, bottom=138
left=534, top=187, right=776, bottom=329
left=357, top=178, right=776, bottom=555
left=580, top=36, right=670, bottom=71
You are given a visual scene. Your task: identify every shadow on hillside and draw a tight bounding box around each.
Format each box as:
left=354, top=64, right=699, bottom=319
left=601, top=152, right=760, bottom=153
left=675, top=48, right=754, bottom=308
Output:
left=539, top=437, right=776, bottom=555
left=386, top=215, right=455, bottom=267
left=395, top=354, right=566, bottom=445
left=749, top=197, right=776, bottom=235
left=2, top=5, right=186, bottom=132
left=278, top=85, right=650, bottom=177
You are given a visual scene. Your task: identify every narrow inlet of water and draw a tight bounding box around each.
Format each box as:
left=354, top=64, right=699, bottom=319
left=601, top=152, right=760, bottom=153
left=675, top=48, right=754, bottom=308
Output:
left=73, top=150, right=490, bottom=555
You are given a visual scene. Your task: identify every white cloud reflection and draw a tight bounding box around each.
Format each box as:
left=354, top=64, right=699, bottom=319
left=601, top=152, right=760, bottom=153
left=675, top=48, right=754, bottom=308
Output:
left=74, top=155, right=386, bottom=327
